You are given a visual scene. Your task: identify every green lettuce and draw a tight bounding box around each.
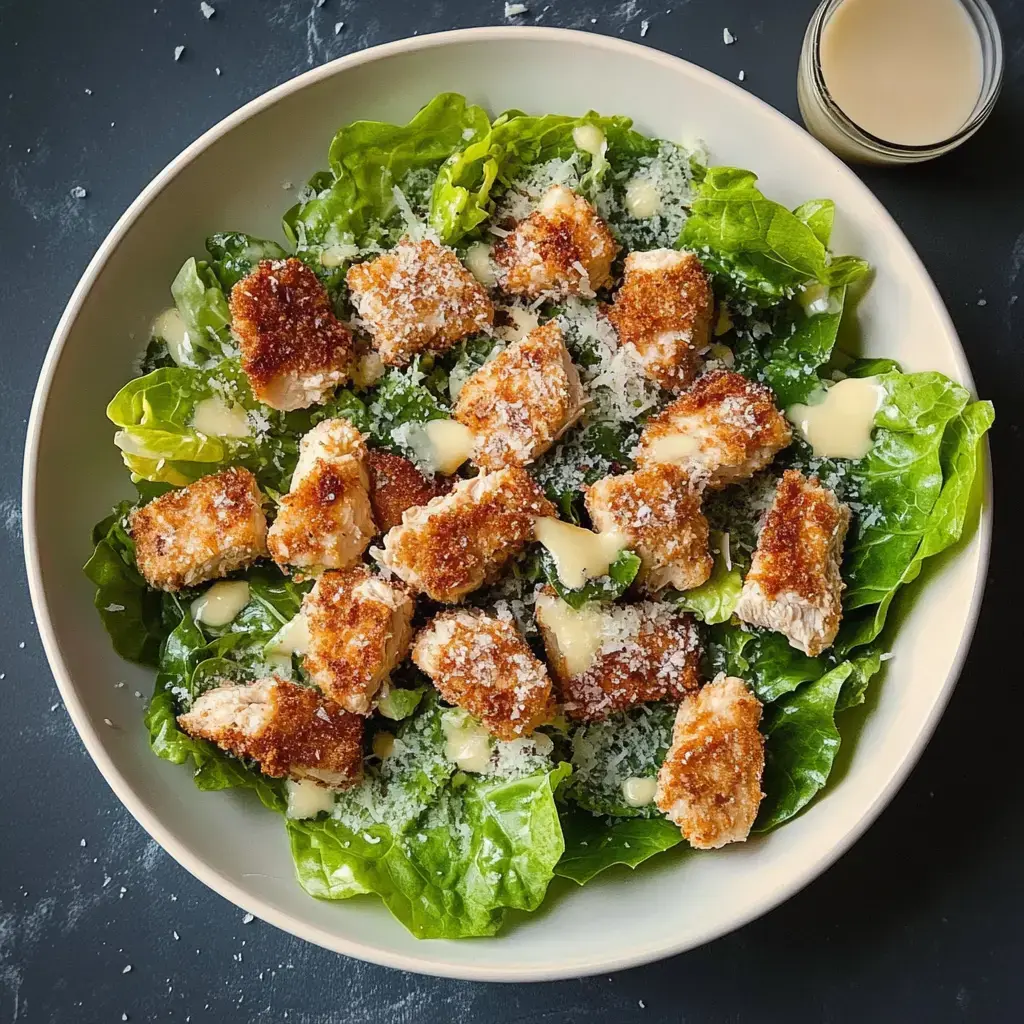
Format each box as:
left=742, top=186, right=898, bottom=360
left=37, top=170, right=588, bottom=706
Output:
left=555, top=811, right=682, bottom=885
left=285, top=92, right=490, bottom=252
left=672, top=533, right=743, bottom=625
left=826, top=373, right=994, bottom=651
left=106, top=361, right=303, bottom=490
left=205, top=232, right=288, bottom=291
left=682, top=167, right=870, bottom=306
left=541, top=548, right=641, bottom=609
left=170, top=257, right=233, bottom=364
left=430, top=110, right=657, bottom=245
left=144, top=600, right=286, bottom=813
left=83, top=503, right=167, bottom=665
left=706, top=623, right=825, bottom=704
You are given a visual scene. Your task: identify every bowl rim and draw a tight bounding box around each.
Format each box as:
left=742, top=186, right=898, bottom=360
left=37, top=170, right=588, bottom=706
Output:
left=22, top=25, right=992, bottom=982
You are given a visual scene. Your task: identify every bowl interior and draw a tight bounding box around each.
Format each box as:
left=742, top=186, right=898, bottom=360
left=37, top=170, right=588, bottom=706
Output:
left=25, top=28, right=988, bottom=980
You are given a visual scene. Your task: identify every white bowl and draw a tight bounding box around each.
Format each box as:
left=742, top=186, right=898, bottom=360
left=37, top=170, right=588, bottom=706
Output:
left=23, top=27, right=991, bottom=981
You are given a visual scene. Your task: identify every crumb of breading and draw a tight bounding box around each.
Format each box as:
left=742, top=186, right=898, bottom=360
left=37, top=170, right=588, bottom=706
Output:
left=267, top=419, right=374, bottom=573
left=607, top=249, right=713, bottom=391
left=177, top=677, right=363, bottom=786
left=130, top=467, right=267, bottom=592
left=412, top=609, right=554, bottom=738
left=636, top=369, right=792, bottom=488
left=346, top=238, right=494, bottom=367
left=493, top=185, right=618, bottom=299
left=366, top=449, right=450, bottom=534
left=534, top=588, right=702, bottom=721
left=302, top=566, right=415, bottom=715
left=230, top=258, right=354, bottom=411
left=586, top=464, right=712, bottom=593
left=454, top=321, right=585, bottom=469
left=734, top=470, right=850, bottom=656
left=655, top=674, right=765, bottom=849
left=376, top=467, right=555, bottom=603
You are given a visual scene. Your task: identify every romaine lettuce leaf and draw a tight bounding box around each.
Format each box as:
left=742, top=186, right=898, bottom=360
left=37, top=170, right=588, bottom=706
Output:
left=430, top=110, right=657, bottom=245
left=681, top=167, right=870, bottom=306
left=285, top=92, right=490, bottom=252
left=541, top=547, right=641, bottom=609
left=83, top=503, right=167, bottom=665
left=170, top=257, right=233, bottom=365
left=706, top=623, right=825, bottom=703
left=754, top=661, right=852, bottom=831
left=555, top=810, right=682, bottom=885
left=144, top=600, right=286, bottom=813
left=288, top=761, right=571, bottom=938
left=672, top=532, right=743, bottom=624
left=205, top=232, right=289, bottom=291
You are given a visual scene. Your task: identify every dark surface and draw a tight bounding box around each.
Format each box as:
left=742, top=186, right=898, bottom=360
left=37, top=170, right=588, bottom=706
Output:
left=1, top=0, right=1022, bottom=1020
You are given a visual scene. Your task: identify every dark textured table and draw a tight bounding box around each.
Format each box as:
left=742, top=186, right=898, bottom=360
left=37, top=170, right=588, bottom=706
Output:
left=2, top=1, right=1022, bottom=1020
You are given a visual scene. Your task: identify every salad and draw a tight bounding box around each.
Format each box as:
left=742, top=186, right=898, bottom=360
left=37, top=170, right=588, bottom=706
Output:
left=85, top=93, right=993, bottom=940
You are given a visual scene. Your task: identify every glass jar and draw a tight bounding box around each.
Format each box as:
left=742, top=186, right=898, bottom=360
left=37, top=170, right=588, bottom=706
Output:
left=797, top=0, right=1004, bottom=164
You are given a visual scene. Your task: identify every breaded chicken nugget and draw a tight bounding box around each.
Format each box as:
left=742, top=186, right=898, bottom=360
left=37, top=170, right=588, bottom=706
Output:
left=366, top=449, right=450, bottom=534
left=534, top=588, right=702, bottom=721
left=230, top=258, right=353, bottom=411
left=130, top=467, right=267, bottom=592
left=412, top=609, right=554, bottom=739
left=302, top=566, right=415, bottom=715
left=346, top=238, right=494, bottom=367
left=734, top=470, right=850, bottom=656
left=177, top=677, right=363, bottom=787
left=586, top=464, right=712, bottom=593
left=636, top=369, right=792, bottom=488
left=454, top=321, right=585, bottom=469
left=607, top=249, right=713, bottom=392
left=655, top=674, right=765, bottom=849
left=376, top=467, right=555, bottom=603
left=493, top=185, right=618, bottom=299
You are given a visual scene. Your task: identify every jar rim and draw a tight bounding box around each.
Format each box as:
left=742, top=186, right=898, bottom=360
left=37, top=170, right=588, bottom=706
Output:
left=806, top=0, right=1004, bottom=157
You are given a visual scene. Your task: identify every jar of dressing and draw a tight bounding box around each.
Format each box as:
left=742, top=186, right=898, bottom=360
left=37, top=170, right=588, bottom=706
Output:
left=798, top=0, right=1003, bottom=164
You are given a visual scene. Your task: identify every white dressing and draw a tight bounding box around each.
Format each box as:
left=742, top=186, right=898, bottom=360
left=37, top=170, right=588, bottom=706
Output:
left=464, top=242, right=496, bottom=287
left=788, top=376, right=884, bottom=460
left=152, top=307, right=192, bottom=366
left=441, top=710, right=493, bottom=773
left=621, top=776, right=658, bottom=808
left=494, top=305, right=540, bottom=344
left=266, top=612, right=310, bottom=657
left=192, top=397, right=250, bottom=438
left=643, top=431, right=702, bottom=465
left=285, top=778, right=336, bottom=820
left=320, top=242, right=360, bottom=268
left=351, top=349, right=386, bottom=389
left=401, top=419, right=475, bottom=475
left=572, top=123, right=606, bottom=157
left=372, top=731, right=396, bottom=759
left=624, top=178, right=662, bottom=218
left=534, top=517, right=626, bottom=590
left=535, top=595, right=605, bottom=678
left=190, top=581, right=250, bottom=627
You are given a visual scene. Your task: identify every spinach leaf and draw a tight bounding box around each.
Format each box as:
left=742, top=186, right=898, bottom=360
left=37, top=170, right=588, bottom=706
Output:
left=83, top=503, right=167, bottom=665
left=205, top=232, right=289, bottom=291
left=555, top=810, right=682, bottom=885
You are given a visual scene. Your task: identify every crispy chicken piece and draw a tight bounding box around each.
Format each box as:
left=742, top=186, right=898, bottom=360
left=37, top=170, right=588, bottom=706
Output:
left=345, top=238, right=494, bottom=367
left=492, top=185, right=619, bottom=299
left=375, top=467, right=556, bottom=603
left=534, top=588, right=702, bottom=721
left=266, top=419, right=375, bottom=573
left=607, top=249, right=713, bottom=392
left=585, top=464, right=712, bottom=593
left=302, top=566, right=415, bottom=715
left=655, top=674, right=765, bottom=849
left=454, top=321, right=586, bottom=469
left=230, top=258, right=353, bottom=411
left=734, top=470, right=851, bottom=656
left=636, top=369, right=792, bottom=489
left=366, top=449, right=450, bottom=535
left=412, top=609, right=554, bottom=739
left=130, top=467, right=267, bottom=592
left=177, top=677, right=363, bottom=787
